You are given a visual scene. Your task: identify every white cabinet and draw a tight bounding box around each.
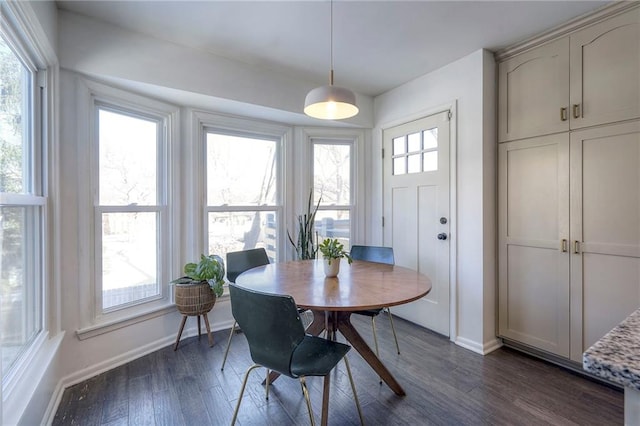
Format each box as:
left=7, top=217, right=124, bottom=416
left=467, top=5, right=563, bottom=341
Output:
left=497, top=4, right=640, bottom=363
left=499, top=7, right=639, bottom=143
left=498, top=134, right=570, bottom=357
left=498, top=39, right=569, bottom=142
left=569, top=121, right=640, bottom=361
left=499, top=121, right=640, bottom=362
left=570, top=9, right=640, bottom=130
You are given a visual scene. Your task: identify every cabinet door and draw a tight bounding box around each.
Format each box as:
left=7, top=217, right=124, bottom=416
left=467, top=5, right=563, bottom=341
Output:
left=570, top=8, right=640, bottom=129
left=498, top=38, right=569, bottom=142
left=498, top=134, right=570, bottom=357
left=569, top=121, right=640, bottom=361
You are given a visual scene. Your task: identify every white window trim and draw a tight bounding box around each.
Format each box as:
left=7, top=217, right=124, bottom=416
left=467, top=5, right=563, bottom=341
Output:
left=295, top=127, right=366, bottom=248
left=186, top=110, right=292, bottom=268
left=75, top=79, right=180, bottom=338
left=0, top=1, right=59, bottom=421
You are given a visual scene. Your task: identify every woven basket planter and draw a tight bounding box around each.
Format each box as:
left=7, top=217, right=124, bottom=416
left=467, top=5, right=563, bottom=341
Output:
left=175, top=282, right=216, bottom=316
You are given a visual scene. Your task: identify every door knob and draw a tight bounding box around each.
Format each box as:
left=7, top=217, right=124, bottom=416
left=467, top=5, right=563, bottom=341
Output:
left=437, top=233, right=448, bottom=240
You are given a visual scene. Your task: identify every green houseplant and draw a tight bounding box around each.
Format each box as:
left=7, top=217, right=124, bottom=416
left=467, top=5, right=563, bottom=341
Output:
left=288, top=190, right=321, bottom=260
left=171, top=254, right=225, bottom=350
left=318, top=238, right=352, bottom=277
left=172, top=254, right=226, bottom=297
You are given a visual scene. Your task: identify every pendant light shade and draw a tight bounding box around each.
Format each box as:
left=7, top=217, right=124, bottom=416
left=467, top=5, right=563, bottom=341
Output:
left=304, top=0, right=358, bottom=120
left=304, top=83, right=359, bottom=120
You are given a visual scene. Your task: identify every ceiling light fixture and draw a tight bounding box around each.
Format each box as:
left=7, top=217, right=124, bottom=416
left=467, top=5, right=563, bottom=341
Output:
left=304, top=0, right=359, bottom=120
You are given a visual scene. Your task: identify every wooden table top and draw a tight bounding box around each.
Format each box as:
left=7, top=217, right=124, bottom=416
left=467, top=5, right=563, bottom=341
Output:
left=235, top=259, right=432, bottom=311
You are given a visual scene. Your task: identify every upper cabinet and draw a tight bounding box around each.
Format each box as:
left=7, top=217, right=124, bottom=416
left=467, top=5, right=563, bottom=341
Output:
left=499, top=6, right=639, bottom=142
left=570, top=9, right=639, bottom=130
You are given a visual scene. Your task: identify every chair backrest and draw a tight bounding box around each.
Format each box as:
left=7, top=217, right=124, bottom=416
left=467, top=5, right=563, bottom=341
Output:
left=226, top=248, right=270, bottom=283
left=350, top=245, right=394, bottom=265
left=229, top=284, right=306, bottom=375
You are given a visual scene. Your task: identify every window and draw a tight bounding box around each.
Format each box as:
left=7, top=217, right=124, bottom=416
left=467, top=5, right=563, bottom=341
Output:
left=313, top=140, right=353, bottom=249
left=392, top=128, right=438, bottom=175
left=94, top=104, right=169, bottom=313
left=0, top=32, right=45, bottom=382
left=206, top=131, right=281, bottom=263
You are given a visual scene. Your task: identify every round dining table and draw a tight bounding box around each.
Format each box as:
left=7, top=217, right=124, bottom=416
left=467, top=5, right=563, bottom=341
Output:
left=235, top=258, right=432, bottom=397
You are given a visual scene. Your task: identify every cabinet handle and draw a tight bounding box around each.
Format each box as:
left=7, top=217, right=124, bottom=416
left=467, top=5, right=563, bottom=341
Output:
left=572, top=104, right=581, bottom=119
left=561, top=239, right=568, bottom=252
left=560, top=107, right=568, bottom=121
left=573, top=240, right=581, bottom=254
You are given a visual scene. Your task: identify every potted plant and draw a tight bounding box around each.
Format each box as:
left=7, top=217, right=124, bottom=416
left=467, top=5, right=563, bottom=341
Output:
left=172, top=254, right=225, bottom=315
left=288, top=190, right=321, bottom=260
left=318, top=238, right=352, bottom=277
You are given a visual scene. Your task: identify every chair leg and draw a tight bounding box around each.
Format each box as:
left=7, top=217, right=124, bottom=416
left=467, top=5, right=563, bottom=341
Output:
left=197, top=315, right=202, bottom=340
left=386, top=307, right=401, bottom=354
left=220, top=321, right=237, bottom=371
left=371, top=317, right=380, bottom=357
left=321, top=373, right=331, bottom=426
left=231, top=364, right=262, bottom=426
left=174, top=315, right=188, bottom=351
left=300, top=376, right=315, bottom=426
left=202, top=312, right=214, bottom=347
left=343, top=356, right=364, bottom=426
left=265, top=369, right=270, bottom=400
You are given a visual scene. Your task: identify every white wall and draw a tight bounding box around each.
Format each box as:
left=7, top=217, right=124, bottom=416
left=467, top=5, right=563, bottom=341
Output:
left=57, top=10, right=374, bottom=128
left=372, top=49, right=499, bottom=354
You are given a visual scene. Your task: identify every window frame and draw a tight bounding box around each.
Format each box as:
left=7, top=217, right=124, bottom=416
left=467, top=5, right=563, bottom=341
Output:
left=0, top=12, right=47, bottom=392
left=76, top=80, right=179, bottom=338
left=297, top=127, right=365, bottom=251
left=189, top=111, right=291, bottom=271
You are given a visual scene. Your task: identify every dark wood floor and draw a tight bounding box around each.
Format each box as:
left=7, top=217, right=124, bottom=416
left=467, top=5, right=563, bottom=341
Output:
left=53, top=314, right=623, bottom=425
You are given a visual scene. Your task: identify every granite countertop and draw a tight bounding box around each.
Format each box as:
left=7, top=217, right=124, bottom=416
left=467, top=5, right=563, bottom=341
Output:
left=583, top=309, right=640, bottom=390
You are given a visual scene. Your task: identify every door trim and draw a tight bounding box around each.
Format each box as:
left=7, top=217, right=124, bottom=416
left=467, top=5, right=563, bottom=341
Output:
left=379, top=100, right=458, bottom=342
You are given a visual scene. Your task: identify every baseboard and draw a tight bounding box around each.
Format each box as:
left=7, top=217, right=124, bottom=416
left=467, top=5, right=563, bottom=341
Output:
left=454, top=336, right=503, bottom=355
left=43, top=319, right=236, bottom=425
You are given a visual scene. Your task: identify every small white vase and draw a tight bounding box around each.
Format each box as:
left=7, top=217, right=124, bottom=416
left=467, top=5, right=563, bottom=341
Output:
left=323, top=258, right=340, bottom=277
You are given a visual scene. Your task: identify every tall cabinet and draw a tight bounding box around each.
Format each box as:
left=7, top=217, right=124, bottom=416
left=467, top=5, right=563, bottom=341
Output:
left=497, top=4, right=640, bottom=363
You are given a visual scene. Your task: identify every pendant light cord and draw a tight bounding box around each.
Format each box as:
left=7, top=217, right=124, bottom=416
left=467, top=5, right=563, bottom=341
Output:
left=330, top=0, right=334, bottom=85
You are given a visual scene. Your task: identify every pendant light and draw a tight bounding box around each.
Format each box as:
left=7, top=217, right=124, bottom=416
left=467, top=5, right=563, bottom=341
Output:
left=304, top=0, right=359, bottom=120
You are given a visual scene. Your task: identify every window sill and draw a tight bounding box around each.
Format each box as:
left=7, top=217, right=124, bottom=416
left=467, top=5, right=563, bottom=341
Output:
left=76, top=304, right=177, bottom=340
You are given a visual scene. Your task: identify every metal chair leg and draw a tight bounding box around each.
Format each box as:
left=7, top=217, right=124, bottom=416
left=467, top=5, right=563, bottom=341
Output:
left=385, top=307, right=401, bottom=354
left=343, top=356, right=364, bottom=425
left=300, top=376, right=315, bottom=426
left=231, top=364, right=262, bottom=425
left=265, top=369, right=270, bottom=400
left=371, top=317, right=380, bottom=357
left=220, top=320, right=237, bottom=371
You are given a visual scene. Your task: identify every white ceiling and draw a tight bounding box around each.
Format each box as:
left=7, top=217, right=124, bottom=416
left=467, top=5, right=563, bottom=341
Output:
left=56, top=0, right=611, bottom=97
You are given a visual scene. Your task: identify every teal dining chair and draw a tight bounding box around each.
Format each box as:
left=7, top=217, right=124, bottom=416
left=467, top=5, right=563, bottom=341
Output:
left=350, top=245, right=401, bottom=355
left=220, top=248, right=270, bottom=371
left=229, top=284, right=363, bottom=426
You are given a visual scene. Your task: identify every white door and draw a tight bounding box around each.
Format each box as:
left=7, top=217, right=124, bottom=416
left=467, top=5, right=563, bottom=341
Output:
left=383, top=111, right=450, bottom=336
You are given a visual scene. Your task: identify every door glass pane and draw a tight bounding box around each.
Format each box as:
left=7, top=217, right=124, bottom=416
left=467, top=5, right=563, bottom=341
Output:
left=0, top=206, right=42, bottom=373
left=99, top=109, right=158, bottom=205
left=407, top=132, right=421, bottom=152
left=392, top=136, right=405, bottom=155
left=393, top=157, right=406, bottom=175
left=314, top=144, right=350, bottom=205
left=208, top=211, right=277, bottom=263
left=423, top=128, right=438, bottom=149
left=315, top=210, right=350, bottom=249
left=207, top=134, right=276, bottom=206
left=408, top=154, right=421, bottom=173
left=0, top=38, right=28, bottom=194
left=424, top=151, right=438, bottom=171
left=102, top=212, right=159, bottom=310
